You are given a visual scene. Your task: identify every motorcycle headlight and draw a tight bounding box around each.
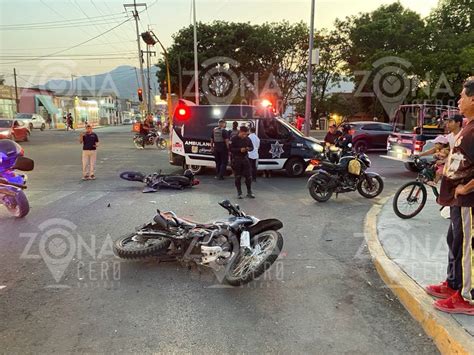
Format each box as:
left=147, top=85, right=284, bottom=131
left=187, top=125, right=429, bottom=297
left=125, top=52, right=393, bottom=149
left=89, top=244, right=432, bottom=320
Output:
left=312, top=143, right=324, bottom=154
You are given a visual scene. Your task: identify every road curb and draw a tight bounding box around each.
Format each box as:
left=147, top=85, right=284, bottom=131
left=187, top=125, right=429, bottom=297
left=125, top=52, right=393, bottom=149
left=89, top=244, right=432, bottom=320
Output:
left=364, top=197, right=474, bottom=355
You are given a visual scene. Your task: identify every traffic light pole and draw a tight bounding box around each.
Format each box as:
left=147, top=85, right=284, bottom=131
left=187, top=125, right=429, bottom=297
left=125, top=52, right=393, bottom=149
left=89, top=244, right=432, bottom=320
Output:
left=124, top=1, right=148, bottom=113
left=143, top=49, right=156, bottom=114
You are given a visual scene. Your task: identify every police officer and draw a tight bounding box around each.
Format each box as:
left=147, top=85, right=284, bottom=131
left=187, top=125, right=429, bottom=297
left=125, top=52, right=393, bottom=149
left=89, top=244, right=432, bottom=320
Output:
left=211, top=119, right=230, bottom=180
left=230, top=126, right=254, bottom=199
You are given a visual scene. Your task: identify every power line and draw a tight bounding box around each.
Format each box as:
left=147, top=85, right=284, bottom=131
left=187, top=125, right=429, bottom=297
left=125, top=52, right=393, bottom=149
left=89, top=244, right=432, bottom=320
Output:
left=0, top=17, right=133, bottom=65
left=0, top=19, right=130, bottom=31
left=0, top=12, right=127, bottom=27
left=1, top=40, right=136, bottom=52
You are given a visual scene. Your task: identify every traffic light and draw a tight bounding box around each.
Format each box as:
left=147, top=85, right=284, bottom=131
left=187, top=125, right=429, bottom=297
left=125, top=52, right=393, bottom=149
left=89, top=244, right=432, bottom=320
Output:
left=160, top=81, right=167, bottom=100
left=137, top=88, right=143, bottom=102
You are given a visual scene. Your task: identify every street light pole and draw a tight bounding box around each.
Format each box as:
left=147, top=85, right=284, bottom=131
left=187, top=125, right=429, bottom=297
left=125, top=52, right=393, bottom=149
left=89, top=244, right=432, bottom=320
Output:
left=304, top=0, right=315, bottom=137
left=192, top=0, right=199, bottom=104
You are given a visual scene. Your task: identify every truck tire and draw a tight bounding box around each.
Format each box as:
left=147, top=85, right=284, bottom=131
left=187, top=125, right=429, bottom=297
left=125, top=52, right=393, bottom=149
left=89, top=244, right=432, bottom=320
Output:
left=285, top=158, right=306, bottom=177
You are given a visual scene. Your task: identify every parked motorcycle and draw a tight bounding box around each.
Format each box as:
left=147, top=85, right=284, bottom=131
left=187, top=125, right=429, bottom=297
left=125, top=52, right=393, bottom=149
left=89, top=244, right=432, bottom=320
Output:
left=0, top=140, right=34, bottom=218
left=307, top=151, right=383, bottom=202
left=120, top=169, right=199, bottom=192
left=113, top=200, right=284, bottom=286
left=133, top=130, right=167, bottom=150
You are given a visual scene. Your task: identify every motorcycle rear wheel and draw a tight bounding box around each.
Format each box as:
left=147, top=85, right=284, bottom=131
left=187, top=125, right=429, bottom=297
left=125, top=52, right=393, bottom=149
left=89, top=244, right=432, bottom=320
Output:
left=225, top=230, right=283, bottom=286
left=308, top=180, right=333, bottom=202
left=113, top=233, right=171, bottom=259
left=133, top=136, right=143, bottom=149
left=120, top=171, right=146, bottom=182
left=5, top=190, right=30, bottom=218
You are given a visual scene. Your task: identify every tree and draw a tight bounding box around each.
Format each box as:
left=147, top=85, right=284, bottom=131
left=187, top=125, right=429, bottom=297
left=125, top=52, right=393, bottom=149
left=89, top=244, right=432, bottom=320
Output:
left=156, top=21, right=308, bottom=112
left=335, top=3, right=428, bottom=118
left=422, top=0, right=474, bottom=101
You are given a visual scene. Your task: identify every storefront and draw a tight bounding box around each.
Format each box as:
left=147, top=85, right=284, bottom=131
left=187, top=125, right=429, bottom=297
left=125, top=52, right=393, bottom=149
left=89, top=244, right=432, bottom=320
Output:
left=0, top=85, right=18, bottom=118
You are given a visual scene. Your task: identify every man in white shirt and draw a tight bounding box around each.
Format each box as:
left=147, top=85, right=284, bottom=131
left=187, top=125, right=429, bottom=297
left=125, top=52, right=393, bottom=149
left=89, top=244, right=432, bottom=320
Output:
left=248, top=126, right=260, bottom=182
left=419, top=114, right=463, bottom=157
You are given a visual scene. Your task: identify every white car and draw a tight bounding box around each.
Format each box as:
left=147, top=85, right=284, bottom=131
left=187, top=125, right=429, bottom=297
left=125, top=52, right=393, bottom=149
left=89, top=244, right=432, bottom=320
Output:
left=15, top=113, right=46, bottom=131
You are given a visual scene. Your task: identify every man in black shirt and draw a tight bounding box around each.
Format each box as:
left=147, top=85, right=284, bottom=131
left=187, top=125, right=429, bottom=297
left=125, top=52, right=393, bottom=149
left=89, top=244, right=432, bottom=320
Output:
left=80, top=124, right=99, bottom=180
left=211, top=119, right=230, bottom=180
left=230, top=126, right=254, bottom=199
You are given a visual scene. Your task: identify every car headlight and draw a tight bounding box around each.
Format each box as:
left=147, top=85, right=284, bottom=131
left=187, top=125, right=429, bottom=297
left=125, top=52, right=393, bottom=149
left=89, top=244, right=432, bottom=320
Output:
left=0, top=130, right=10, bottom=136
left=312, top=143, right=324, bottom=153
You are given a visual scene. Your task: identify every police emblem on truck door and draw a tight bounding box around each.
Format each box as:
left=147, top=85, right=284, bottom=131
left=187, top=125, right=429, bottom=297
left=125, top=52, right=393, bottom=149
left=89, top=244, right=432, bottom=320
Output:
left=270, top=141, right=285, bottom=158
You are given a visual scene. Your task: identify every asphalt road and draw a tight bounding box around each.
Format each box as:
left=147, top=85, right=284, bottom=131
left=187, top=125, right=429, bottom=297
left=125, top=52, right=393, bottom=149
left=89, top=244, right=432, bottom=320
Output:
left=0, top=126, right=437, bottom=353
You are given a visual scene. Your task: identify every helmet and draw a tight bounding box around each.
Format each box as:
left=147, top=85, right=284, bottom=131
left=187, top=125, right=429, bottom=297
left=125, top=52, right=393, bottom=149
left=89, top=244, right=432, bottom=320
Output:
left=0, top=139, right=22, bottom=170
left=183, top=169, right=194, bottom=180
left=342, top=124, right=352, bottom=133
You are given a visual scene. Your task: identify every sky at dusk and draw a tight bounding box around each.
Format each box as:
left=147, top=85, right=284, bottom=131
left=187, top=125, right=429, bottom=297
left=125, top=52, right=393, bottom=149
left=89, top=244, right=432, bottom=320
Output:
left=0, top=0, right=440, bottom=86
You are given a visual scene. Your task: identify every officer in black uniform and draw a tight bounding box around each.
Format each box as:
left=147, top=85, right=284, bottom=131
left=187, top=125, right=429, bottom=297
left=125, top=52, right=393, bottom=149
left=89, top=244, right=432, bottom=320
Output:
left=211, top=119, right=230, bottom=180
left=230, top=126, right=255, bottom=199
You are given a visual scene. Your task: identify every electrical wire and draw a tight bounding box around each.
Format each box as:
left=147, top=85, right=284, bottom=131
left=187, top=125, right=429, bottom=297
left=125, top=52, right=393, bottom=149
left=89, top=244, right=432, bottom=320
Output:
left=0, top=12, right=127, bottom=27
left=0, top=17, right=133, bottom=65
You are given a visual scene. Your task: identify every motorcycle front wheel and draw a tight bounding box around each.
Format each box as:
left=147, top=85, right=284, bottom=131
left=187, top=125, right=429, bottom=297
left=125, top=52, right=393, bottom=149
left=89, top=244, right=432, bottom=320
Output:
left=393, top=181, right=427, bottom=219
left=113, top=232, right=171, bottom=259
left=357, top=175, right=384, bottom=199
left=308, top=180, right=333, bottom=202
left=120, top=171, right=146, bottom=182
left=156, top=138, right=167, bottom=150
left=225, top=230, right=283, bottom=286
left=5, top=190, right=30, bottom=218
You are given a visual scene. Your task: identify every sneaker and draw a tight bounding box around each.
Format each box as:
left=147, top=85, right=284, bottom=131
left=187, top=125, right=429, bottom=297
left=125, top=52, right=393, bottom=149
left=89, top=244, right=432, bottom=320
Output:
left=90, top=175, right=96, bottom=180
left=247, top=192, right=255, bottom=198
left=434, top=291, right=474, bottom=315
left=237, top=194, right=243, bottom=199
left=425, top=281, right=457, bottom=299
left=433, top=291, right=474, bottom=315
left=82, top=176, right=89, bottom=181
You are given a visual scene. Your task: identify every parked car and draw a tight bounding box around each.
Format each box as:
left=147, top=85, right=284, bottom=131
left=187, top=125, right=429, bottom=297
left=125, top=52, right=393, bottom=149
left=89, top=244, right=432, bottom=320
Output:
left=122, top=118, right=132, bottom=125
left=385, top=104, right=460, bottom=172
left=349, top=121, right=394, bottom=152
left=15, top=113, right=46, bottom=131
left=0, top=119, right=30, bottom=142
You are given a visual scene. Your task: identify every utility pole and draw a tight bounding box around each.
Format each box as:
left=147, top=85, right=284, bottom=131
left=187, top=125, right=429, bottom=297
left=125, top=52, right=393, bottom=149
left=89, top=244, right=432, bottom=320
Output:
left=13, top=68, right=19, bottom=113
left=124, top=0, right=148, bottom=113
left=178, top=54, right=183, bottom=99
left=304, top=0, right=316, bottom=137
left=192, top=0, right=199, bottom=104
left=143, top=48, right=156, bottom=114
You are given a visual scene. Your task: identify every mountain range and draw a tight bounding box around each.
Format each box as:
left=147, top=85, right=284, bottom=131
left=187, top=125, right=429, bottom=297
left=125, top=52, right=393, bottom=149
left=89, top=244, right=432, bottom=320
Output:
left=40, top=65, right=159, bottom=100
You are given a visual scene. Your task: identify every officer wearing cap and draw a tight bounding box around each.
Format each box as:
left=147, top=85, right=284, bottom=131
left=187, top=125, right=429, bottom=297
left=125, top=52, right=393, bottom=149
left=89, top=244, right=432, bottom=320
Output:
left=211, top=119, right=230, bottom=180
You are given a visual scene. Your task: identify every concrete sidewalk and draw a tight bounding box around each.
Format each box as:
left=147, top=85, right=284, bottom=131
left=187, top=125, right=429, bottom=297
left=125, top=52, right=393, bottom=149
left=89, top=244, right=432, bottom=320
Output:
left=373, top=195, right=474, bottom=352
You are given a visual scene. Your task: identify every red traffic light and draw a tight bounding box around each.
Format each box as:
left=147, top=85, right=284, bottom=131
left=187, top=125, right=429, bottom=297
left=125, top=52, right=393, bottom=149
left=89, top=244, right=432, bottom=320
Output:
left=137, top=88, right=143, bottom=102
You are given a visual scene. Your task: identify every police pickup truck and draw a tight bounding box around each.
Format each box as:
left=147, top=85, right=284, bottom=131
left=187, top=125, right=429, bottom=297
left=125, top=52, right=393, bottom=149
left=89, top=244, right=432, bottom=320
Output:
left=169, top=100, right=324, bottom=177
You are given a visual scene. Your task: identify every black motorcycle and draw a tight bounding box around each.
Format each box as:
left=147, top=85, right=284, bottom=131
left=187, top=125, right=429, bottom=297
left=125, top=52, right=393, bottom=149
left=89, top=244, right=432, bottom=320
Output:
left=113, top=200, right=284, bottom=286
left=307, top=152, right=384, bottom=202
left=133, top=130, right=167, bottom=150
left=120, top=169, right=199, bottom=192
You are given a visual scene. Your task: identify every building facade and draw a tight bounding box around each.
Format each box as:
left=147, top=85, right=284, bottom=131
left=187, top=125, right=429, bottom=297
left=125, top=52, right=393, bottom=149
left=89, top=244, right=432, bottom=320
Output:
left=0, top=85, right=18, bottom=119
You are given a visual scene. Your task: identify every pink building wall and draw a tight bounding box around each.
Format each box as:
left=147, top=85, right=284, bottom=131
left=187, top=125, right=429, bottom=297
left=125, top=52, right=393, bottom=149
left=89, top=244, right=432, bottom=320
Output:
left=18, top=88, right=55, bottom=114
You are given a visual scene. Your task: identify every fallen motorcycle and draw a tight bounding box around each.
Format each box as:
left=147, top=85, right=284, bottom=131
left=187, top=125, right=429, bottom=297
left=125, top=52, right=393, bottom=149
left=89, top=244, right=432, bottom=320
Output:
left=113, top=200, right=284, bottom=286
left=133, top=130, right=167, bottom=150
left=0, top=140, right=34, bottom=218
left=120, top=169, right=199, bottom=192
left=307, top=151, right=383, bottom=202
